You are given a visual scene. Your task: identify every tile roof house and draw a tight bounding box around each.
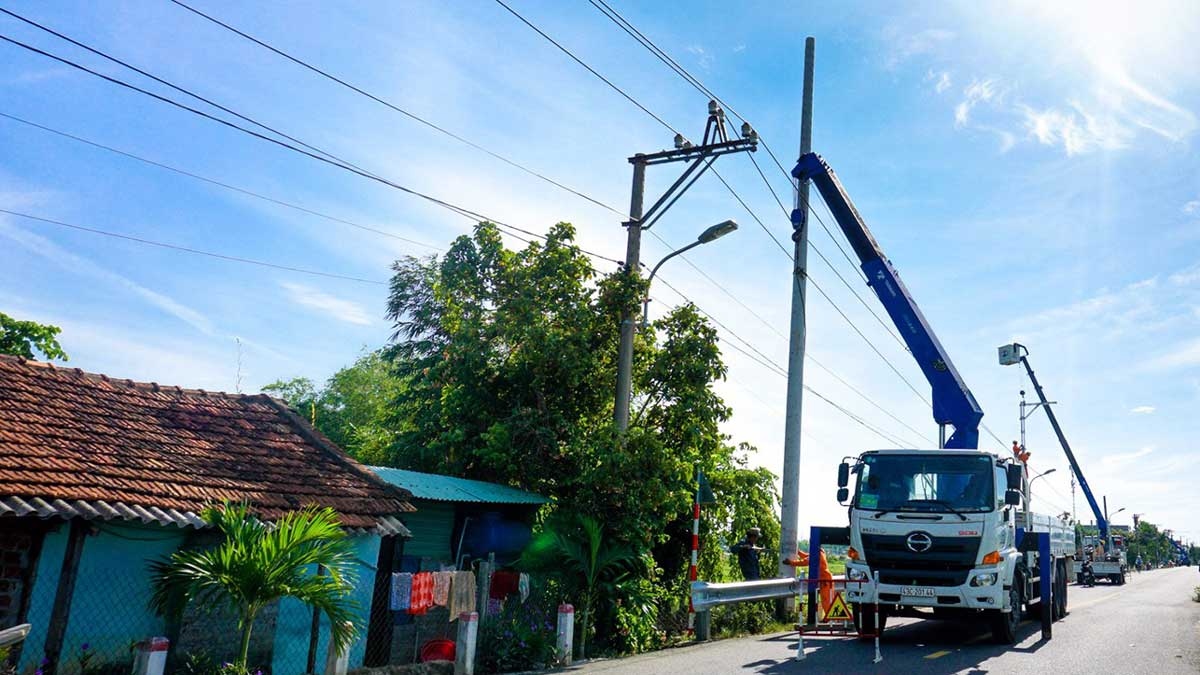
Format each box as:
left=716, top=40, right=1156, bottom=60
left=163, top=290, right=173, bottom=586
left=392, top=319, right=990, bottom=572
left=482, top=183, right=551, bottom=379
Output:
left=0, top=354, right=414, bottom=532
left=0, top=355, right=416, bottom=674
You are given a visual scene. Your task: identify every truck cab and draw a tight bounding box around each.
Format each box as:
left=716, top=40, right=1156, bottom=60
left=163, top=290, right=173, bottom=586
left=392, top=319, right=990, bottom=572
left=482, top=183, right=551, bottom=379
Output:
left=839, top=449, right=1072, bottom=643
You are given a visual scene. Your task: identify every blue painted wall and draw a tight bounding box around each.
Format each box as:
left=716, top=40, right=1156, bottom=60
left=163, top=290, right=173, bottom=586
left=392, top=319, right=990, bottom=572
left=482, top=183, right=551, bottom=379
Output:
left=19, top=522, right=384, bottom=675
left=271, top=535, right=382, bottom=675
left=19, top=521, right=188, bottom=673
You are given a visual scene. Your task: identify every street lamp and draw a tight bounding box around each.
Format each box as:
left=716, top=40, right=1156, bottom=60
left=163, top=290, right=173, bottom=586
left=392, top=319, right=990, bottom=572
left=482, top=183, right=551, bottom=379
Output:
left=1029, top=467, right=1057, bottom=487
left=641, top=220, right=738, bottom=326
left=1027, top=467, right=1055, bottom=515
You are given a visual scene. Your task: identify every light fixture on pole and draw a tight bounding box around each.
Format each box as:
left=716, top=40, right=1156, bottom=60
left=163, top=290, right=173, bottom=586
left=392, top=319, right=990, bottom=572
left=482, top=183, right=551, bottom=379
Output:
left=641, top=220, right=738, bottom=326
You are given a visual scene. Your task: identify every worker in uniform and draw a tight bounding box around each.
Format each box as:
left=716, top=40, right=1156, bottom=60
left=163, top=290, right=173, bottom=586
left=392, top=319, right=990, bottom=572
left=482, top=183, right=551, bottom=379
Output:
left=731, top=527, right=764, bottom=580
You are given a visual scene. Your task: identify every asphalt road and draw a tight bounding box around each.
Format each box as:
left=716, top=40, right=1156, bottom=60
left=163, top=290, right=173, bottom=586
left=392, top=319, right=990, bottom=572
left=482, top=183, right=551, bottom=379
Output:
left=568, top=566, right=1200, bottom=675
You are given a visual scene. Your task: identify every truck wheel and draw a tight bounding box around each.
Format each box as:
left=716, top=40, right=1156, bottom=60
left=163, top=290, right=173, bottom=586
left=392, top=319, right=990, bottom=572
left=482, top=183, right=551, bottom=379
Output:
left=1053, top=562, right=1067, bottom=619
left=991, top=580, right=1023, bottom=644
left=852, top=603, right=886, bottom=639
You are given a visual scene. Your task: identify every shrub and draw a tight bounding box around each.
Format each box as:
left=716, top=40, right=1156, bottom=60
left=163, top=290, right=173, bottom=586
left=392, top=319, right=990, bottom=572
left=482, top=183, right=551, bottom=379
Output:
left=477, top=592, right=558, bottom=674
left=611, top=576, right=665, bottom=655
left=1193, top=586, right=1200, bottom=603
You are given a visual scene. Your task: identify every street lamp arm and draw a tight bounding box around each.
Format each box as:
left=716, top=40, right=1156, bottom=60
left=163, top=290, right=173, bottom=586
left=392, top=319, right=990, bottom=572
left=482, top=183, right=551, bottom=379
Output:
left=641, top=240, right=703, bottom=327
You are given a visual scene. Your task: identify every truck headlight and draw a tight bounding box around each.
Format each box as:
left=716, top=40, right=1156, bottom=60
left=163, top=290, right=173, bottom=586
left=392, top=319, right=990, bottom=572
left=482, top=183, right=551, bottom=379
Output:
left=847, top=567, right=869, bottom=582
left=970, top=573, right=998, bottom=587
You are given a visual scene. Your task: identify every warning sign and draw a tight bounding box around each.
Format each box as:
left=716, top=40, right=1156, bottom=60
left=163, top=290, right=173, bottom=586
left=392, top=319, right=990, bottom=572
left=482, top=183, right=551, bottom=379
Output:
left=823, top=592, right=853, bottom=622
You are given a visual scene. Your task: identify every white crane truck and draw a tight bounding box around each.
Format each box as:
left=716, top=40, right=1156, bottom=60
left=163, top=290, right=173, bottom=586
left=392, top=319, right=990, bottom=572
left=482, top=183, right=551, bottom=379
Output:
left=793, top=153, right=1075, bottom=643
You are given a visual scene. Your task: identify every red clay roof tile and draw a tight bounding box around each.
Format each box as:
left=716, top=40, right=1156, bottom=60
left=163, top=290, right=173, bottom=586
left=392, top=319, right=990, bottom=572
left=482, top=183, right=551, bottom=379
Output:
left=0, top=355, right=414, bottom=530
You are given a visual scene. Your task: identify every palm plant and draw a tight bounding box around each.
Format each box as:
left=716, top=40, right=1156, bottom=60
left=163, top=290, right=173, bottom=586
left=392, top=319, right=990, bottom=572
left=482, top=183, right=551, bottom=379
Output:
left=520, top=514, right=641, bottom=658
left=149, top=502, right=360, bottom=668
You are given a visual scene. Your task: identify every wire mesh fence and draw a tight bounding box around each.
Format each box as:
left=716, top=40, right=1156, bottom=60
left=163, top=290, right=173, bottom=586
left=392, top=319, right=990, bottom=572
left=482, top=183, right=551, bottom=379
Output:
left=2, top=520, right=541, bottom=675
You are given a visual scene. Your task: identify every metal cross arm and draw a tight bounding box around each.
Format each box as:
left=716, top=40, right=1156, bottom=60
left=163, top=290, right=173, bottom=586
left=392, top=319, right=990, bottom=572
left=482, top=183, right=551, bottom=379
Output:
left=632, top=137, right=758, bottom=231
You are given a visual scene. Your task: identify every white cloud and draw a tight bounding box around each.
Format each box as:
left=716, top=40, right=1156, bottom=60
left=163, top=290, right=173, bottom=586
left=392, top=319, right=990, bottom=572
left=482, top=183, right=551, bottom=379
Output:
left=1129, top=405, right=1155, bottom=415
left=1019, top=102, right=1132, bottom=155
left=1168, top=264, right=1200, bottom=286
left=953, top=78, right=1006, bottom=129
left=686, top=45, right=713, bottom=71
left=732, top=44, right=746, bottom=54
left=925, top=69, right=952, bottom=94
left=0, top=220, right=216, bottom=336
left=281, top=282, right=373, bottom=325
left=885, top=28, right=954, bottom=68
left=1144, top=338, right=1200, bottom=370
left=1184, top=200, right=1200, bottom=215
left=1102, top=445, right=1154, bottom=466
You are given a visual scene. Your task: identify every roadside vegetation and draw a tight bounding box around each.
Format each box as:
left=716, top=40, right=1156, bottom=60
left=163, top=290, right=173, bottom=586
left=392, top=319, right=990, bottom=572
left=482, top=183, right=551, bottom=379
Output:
left=265, top=222, right=783, bottom=660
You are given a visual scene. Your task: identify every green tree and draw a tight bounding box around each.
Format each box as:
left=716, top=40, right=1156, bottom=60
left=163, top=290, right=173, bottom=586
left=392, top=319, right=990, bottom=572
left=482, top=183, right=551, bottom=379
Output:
left=519, top=514, right=642, bottom=658
left=267, top=220, right=780, bottom=647
left=149, top=503, right=360, bottom=668
left=0, top=312, right=67, bottom=360
left=262, top=351, right=403, bottom=464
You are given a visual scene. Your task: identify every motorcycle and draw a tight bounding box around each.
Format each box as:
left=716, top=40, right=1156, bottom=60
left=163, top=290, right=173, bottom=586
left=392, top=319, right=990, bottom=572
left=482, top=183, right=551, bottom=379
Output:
left=1080, top=560, right=1096, bottom=587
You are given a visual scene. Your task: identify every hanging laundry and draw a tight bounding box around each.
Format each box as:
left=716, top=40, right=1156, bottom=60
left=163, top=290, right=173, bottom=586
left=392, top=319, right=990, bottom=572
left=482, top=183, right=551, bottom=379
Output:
left=409, top=572, right=434, bottom=615
left=390, top=572, right=412, bottom=612
left=432, top=571, right=451, bottom=607
left=448, top=570, right=476, bottom=621
left=489, top=570, right=520, bottom=599
left=518, top=573, right=530, bottom=603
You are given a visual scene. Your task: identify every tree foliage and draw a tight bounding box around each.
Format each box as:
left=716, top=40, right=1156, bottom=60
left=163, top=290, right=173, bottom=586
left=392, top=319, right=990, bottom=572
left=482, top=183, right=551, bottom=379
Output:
left=265, top=221, right=780, bottom=648
left=0, top=312, right=67, bottom=360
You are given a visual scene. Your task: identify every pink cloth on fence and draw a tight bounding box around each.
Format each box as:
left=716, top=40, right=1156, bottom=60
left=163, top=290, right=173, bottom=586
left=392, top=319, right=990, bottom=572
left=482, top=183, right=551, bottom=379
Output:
left=432, top=571, right=451, bottom=607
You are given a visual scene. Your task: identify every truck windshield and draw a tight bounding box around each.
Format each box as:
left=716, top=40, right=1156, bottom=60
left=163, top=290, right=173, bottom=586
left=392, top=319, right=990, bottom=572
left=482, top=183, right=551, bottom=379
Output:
left=855, top=454, right=994, bottom=513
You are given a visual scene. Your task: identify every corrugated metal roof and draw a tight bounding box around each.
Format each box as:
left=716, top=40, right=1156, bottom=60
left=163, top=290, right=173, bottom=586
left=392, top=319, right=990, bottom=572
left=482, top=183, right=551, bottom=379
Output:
left=368, top=467, right=550, bottom=505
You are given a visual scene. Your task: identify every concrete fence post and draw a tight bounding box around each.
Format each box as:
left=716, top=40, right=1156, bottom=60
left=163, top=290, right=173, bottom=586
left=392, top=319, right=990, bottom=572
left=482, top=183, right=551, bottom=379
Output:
left=556, top=604, right=574, bottom=665
left=131, top=637, right=169, bottom=675
left=455, top=611, right=479, bottom=675
left=324, top=623, right=351, bottom=675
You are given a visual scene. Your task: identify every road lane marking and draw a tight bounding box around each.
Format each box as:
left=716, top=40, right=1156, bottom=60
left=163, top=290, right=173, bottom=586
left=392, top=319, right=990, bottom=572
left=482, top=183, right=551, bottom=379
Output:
left=925, top=650, right=952, bottom=659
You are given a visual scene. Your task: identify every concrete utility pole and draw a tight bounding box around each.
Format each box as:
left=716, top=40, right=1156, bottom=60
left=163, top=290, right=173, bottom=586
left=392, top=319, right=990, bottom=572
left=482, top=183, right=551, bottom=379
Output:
left=779, top=37, right=815, bottom=580
left=614, top=104, right=758, bottom=432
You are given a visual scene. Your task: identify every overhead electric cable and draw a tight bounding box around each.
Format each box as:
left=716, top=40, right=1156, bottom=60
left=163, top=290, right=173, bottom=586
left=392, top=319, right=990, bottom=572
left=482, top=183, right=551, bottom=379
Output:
left=166, top=0, right=629, bottom=219
left=0, top=34, right=625, bottom=266
left=0, top=111, right=443, bottom=252
left=0, top=209, right=387, bottom=285
left=502, top=1, right=932, bottom=412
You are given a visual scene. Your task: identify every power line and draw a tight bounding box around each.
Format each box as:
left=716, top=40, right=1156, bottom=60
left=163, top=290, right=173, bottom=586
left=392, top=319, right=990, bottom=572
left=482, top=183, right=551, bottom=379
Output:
left=492, top=0, right=678, bottom=135
left=505, top=2, right=931, bottom=417
left=654, top=276, right=922, bottom=448
left=0, top=33, right=625, bottom=267
left=583, top=1, right=915, bottom=370
left=0, top=111, right=444, bottom=252
left=0, top=209, right=387, bottom=284
left=165, top=0, right=629, bottom=219
left=0, top=7, right=373, bottom=180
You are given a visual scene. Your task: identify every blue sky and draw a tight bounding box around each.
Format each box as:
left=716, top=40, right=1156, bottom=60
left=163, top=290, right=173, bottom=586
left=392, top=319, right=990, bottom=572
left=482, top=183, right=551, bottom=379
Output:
left=2, top=1, right=1198, bottom=544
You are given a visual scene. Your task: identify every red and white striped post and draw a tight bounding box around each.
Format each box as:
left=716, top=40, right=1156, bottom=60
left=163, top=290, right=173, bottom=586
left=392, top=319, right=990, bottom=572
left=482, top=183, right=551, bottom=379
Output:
left=687, top=492, right=701, bottom=632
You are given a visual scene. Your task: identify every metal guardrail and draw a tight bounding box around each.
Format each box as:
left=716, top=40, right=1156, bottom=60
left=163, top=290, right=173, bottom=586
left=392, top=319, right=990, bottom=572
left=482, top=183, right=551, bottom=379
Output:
left=690, top=577, right=803, bottom=611
left=0, top=623, right=31, bottom=648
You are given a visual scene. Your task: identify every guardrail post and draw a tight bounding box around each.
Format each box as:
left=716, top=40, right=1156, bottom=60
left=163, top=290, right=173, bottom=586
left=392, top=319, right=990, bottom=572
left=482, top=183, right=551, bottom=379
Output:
left=694, top=610, right=711, bottom=642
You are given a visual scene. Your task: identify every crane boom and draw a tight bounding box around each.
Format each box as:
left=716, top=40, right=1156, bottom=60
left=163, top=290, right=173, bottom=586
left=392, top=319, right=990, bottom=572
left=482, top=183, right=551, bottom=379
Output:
left=793, top=153, right=983, bottom=448
left=1009, top=345, right=1108, bottom=540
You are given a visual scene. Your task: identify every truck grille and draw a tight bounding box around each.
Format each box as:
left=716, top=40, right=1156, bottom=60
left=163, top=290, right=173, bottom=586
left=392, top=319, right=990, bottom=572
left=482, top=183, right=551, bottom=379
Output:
left=862, top=533, right=982, bottom=587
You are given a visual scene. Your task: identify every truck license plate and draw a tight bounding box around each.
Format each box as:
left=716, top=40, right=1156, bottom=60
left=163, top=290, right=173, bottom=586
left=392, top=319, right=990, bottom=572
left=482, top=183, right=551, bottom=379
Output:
left=901, top=586, right=936, bottom=597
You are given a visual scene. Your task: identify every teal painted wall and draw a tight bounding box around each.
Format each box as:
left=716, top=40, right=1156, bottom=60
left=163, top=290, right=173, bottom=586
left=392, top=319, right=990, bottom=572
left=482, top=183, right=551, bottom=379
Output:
left=270, top=534, right=381, bottom=675
left=401, top=501, right=455, bottom=563
left=19, top=522, right=188, bottom=673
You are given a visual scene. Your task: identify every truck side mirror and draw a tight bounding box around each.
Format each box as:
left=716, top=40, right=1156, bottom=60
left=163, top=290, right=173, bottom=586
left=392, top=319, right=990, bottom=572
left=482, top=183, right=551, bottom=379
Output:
left=837, top=487, right=850, bottom=504
left=837, top=462, right=850, bottom=488
left=1006, top=465, right=1023, bottom=490
left=1005, top=489, right=1021, bottom=506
